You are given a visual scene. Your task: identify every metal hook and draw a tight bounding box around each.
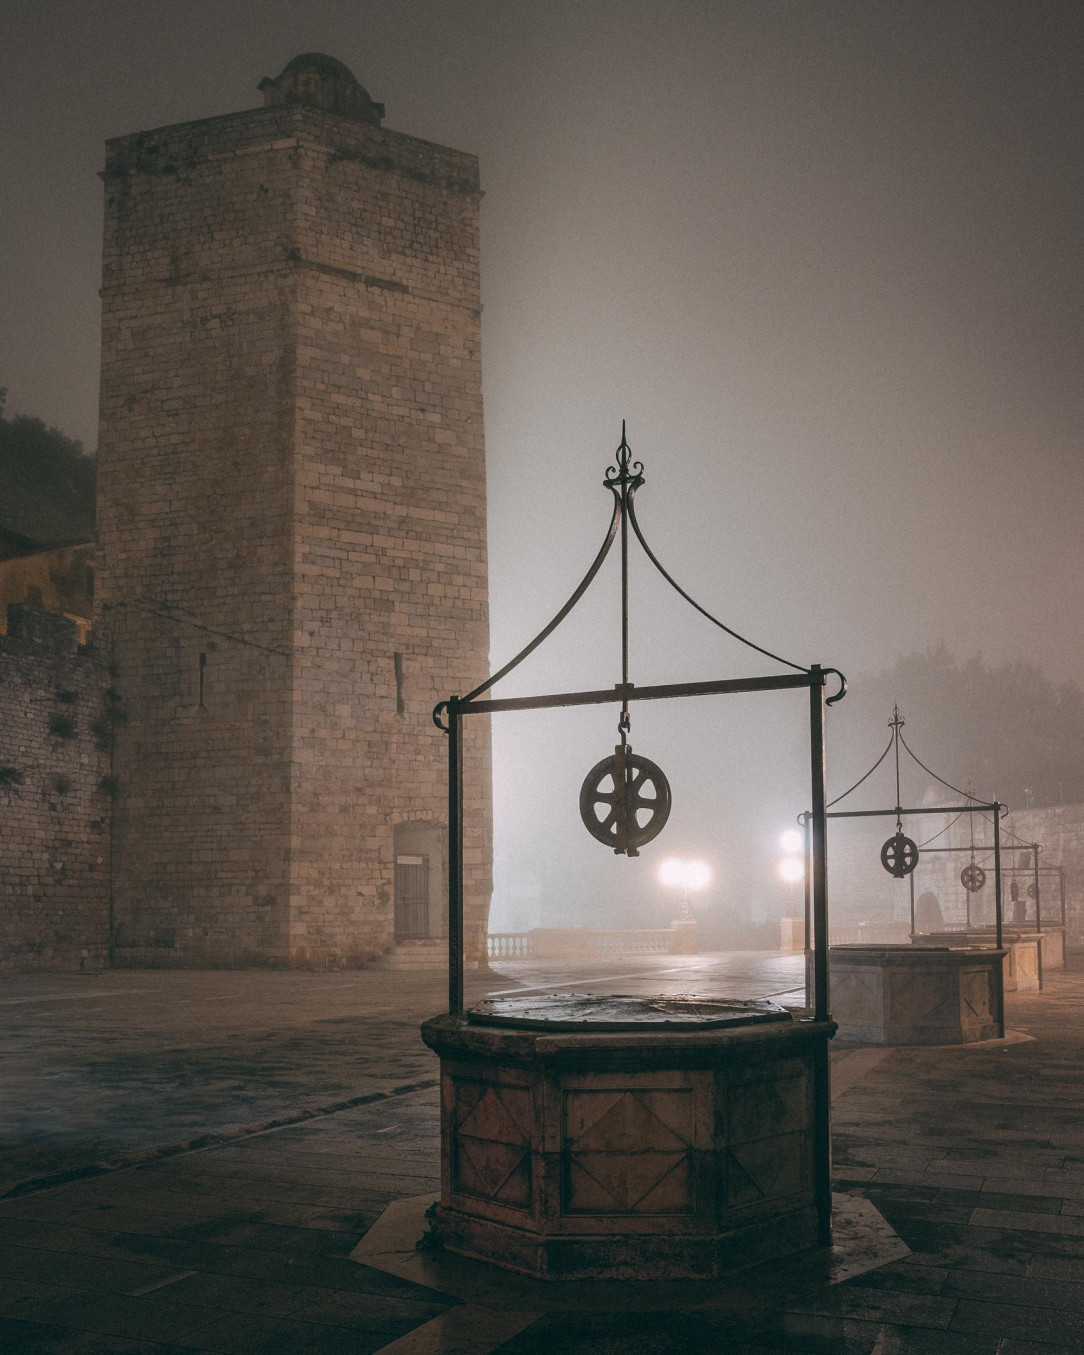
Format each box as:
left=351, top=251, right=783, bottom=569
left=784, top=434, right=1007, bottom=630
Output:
left=432, top=701, right=450, bottom=733
left=824, top=668, right=847, bottom=705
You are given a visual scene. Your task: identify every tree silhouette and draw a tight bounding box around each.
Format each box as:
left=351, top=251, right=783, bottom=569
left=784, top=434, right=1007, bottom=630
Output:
left=0, top=390, right=96, bottom=547
left=839, top=643, right=1084, bottom=810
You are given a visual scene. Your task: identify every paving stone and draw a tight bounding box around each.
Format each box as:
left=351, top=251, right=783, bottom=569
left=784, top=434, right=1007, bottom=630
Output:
left=950, top=1295, right=1084, bottom=1345
left=970, top=1208, right=1084, bottom=1238
left=492, top=1310, right=738, bottom=1354
left=0, top=1319, right=195, bottom=1354
left=173, top=1310, right=393, bottom=1354
left=288, top=1287, right=451, bottom=1332
left=5, top=1291, right=212, bottom=1343
left=0, top=1241, right=194, bottom=1297
left=940, top=1267, right=1084, bottom=1313
left=1028, top=1254, right=1084, bottom=1282
left=140, top=1271, right=327, bottom=1319
left=784, top=1285, right=957, bottom=1327
left=845, top=1259, right=948, bottom=1295
left=0, top=1278, right=80, bottom=1316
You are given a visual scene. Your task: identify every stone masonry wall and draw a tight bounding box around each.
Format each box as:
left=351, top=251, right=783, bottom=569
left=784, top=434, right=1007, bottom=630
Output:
left=0, top=606, right=111, bottom=968
left=98, top=107, right=297, bottom=965
left=287, top=109, right=491, bottom=963
left=97, top=98, right=491, bottom=965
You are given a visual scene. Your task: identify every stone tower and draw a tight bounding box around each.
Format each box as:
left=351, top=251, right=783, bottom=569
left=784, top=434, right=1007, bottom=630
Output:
left=96, top=54, right=491, bottom=966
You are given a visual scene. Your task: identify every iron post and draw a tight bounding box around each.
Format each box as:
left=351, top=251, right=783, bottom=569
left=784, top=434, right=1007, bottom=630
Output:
left=447, top=701, right=464, bottom=1018
left=993, top=804, right=1005, bottom=1038
left=808, top=665, right=832, bottom=1248
left=1033, top=843, right=1044, bottom=990
left=802, top=812, right=812, bottom=1011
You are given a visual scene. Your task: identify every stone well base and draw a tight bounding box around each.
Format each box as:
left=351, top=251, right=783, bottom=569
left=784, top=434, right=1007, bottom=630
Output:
left=831, top=945, right=1004, bottom=1045
left=420, top=996, right=834, bottom=1281
left=914, top=929, right=1047, bottom=990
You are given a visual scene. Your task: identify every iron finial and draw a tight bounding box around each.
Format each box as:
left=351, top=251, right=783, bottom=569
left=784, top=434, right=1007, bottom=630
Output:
left=604, top=420, right=644, bottom=492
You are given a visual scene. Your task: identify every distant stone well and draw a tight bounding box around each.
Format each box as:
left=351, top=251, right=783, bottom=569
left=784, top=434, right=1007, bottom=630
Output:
left=831, top=944, right=1004, bottom=1045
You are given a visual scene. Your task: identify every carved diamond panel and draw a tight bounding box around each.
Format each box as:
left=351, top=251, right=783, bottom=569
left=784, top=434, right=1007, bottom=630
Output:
left=832, top=970, right=880, bottom=1025
left=727, top=1071, right=810, bottom=1143
left=725, top=1132, right=810, bottom=1212
left=961, top=972, right=992, bottom=1023
left=562, top=1090, right=694, bottom=1215
left=452, top=1081, right=532, bottom=1209
left=889, top=972, right=955, bottom=1026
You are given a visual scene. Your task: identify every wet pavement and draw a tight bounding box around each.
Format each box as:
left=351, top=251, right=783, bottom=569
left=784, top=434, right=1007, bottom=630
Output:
left=1, top=953, right=1083, bottom=1351
left=0, top=954, right=805, bottom=1194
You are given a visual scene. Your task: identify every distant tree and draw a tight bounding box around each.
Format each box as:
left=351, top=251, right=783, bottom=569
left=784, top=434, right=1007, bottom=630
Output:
left=0, top=389, right=96, bottom=546
left=838, top=643, right=1084, bottom=810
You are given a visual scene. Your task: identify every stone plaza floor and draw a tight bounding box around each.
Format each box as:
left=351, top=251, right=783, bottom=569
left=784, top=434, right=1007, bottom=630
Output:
left=1, top=952, right=1084, bottom=1352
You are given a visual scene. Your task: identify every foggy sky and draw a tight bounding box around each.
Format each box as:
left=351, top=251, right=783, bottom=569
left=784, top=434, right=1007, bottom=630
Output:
left=3, top=1, right=1083, bottom=927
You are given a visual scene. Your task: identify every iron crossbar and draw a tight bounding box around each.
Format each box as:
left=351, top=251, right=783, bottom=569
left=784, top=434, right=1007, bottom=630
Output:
left=451, top=672, right=811, bottom=717
left=827, top=804, right=999, bottom=818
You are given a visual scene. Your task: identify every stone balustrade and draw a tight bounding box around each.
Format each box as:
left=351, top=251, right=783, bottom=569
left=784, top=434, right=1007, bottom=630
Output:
left=487, top=923, right=694, bottom=961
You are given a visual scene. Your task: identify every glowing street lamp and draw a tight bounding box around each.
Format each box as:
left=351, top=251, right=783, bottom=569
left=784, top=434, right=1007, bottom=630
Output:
left=658, top=857, right=711, bottom=921
left=777, top=827, right=806, bottom=896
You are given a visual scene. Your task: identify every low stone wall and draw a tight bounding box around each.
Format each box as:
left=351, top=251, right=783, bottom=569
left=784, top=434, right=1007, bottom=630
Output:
left=0, top=605, right=112, bottom=968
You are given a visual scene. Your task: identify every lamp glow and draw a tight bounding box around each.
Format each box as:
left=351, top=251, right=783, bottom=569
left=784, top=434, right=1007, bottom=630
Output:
left=777, top=856, right=804, bottom=885
left=658, top=858, right=711, bottom=891
left=779, top=829, right=803, bottom=855
left=658, top=858, right=686, bottom=889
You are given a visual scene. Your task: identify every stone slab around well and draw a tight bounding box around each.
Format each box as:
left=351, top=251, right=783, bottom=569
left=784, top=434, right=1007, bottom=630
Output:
left=350, top=1189, right=908, bottom=1312
left=830, top=944, right=1004, bottom=1045
left=420, top=1001, right=835, bottom=1281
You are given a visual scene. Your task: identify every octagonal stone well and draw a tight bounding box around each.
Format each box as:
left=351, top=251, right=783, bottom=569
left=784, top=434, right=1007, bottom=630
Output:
left=421, top=995, right=834, bottom=1281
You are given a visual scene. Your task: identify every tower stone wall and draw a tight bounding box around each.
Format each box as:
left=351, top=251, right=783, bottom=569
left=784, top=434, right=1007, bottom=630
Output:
left=96, top=63, right=491, bottom=966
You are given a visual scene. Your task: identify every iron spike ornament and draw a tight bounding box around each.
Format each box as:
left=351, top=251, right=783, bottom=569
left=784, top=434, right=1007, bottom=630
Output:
left=579, top=744, right=672, bottom=856
left=961, top=863, right=986, bottom=893
left=880, top=831, right=919, bottom=879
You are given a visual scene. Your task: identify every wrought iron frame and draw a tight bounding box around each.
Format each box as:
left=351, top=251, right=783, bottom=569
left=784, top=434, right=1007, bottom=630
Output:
left=434, top=426, right=847, bottom=1245
left=800, top=707, right=1008, bottom=1037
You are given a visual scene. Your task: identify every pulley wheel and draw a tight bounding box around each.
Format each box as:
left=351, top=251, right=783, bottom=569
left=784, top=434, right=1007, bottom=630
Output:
left=579, top=746, right=671, bottom=857
left=880, top=831, right=918, bottom=879
left=960, top=863, right=986, bottom=893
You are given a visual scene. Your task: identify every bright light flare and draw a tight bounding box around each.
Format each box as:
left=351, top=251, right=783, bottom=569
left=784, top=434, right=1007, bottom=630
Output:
left=779, top=829, right=803, bottom=854
left=777, top=856, right=804, bottom=884
left=658, top=858, right=712, bottom=891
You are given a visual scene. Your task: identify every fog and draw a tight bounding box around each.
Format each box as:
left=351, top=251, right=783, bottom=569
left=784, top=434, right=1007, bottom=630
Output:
left=3, top=1, right=1082, bottom=933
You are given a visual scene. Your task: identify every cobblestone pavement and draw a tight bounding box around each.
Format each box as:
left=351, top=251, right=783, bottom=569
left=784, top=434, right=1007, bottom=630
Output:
left=1, top=955, right=1082, bottom=1352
